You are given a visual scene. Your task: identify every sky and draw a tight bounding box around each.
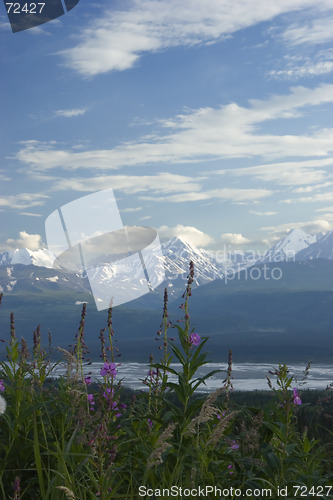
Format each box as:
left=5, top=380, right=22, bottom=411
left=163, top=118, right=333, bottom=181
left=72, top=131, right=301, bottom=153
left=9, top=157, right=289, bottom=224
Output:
left=1, top=0, right=333, bottom=254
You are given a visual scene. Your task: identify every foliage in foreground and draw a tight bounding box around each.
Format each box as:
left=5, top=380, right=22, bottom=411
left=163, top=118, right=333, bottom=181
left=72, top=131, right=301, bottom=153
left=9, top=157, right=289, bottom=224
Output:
left=0, top=263, right=333, bottom=499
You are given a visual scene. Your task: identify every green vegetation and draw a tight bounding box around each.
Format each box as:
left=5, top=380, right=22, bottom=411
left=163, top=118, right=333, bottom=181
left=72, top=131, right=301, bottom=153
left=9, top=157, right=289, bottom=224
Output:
left=0, top=262, right=333, bottom=499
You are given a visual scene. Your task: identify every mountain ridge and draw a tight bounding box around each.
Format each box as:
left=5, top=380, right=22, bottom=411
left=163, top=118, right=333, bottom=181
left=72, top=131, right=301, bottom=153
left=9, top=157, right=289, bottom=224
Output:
left=1, top=229, right=333, bottom=300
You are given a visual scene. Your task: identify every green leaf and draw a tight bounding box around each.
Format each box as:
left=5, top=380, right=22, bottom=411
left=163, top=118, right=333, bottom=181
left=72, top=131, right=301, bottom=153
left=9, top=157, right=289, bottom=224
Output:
left=33, top=414, right=46, bottom=498
left=263, top=449, right=282, bottom=476
left=170, top=344, right=186, bottom=365
left=151, top=363, right=179, bottom=376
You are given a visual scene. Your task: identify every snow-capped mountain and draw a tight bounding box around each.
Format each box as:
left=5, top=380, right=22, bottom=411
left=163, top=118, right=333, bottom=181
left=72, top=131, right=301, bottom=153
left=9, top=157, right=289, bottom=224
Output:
left=260, top=228, right=316, bottom=263
left=0, top=237, right=226, bottom=278
left=0, top=238, right=228, bottom=298
left=222, top=250, right=262, bottom=270
left=162, top=236, right=226, bottom=285
left=296, top=230, right=333, bottom=261
left=2, top=228, right=333, bottom=300
left=0, top=248, right=55, bottom=268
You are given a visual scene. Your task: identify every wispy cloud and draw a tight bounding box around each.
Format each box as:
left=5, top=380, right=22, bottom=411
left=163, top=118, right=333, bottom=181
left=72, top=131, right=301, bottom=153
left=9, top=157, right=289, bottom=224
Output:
left=15, top=84, right=333, bottom=173
left=20, top=212, right=43, bottom=217
left=315, top=206, right=333, bottom=212
left=120, top=206, right=142, bottom=213
left=54, top=109, right=87, bottom=118
left=158, top=224, right=214, bottom=247
left=281, top=191, right=333, bottom=203
left=220, top=233, right=250, bottom=245
left=140, top=188, right=272, bottom=203
left=223, top=158, right=333, bottom=186
left=49, top=173, right=205, bottom=195
left=292, top=182, right=333, bottom=193
left=269, top=58, right=333, bottom=79
left=0, top=173, right=11, bottom=182
left=269, top=14, right=333, bottom=81
left=59, top=0, right=333, bottom=77
left=43, top=172, right=272, bottom=204
left=260, top=219, right=332, bottom=237
left=0, top=193, right=49, bottom=210
left=280, top=16, right=333, bottom=46
left=249, top=210, right=277, bottom=216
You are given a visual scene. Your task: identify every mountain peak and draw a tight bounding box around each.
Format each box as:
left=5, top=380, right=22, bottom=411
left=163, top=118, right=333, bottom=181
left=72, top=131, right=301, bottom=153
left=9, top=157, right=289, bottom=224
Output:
left=162, top=236, right=198, bottom=252
left=261, top=228, right=316, bottom=263
left=0, top=248, right=55, bottom=268
left=296, top=230, right=333, bottom=261
left=286, top=227, right=310, bottom=239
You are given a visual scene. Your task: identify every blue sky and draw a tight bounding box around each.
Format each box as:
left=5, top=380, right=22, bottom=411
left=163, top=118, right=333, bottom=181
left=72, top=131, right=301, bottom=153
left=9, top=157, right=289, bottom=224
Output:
left=1, top=0, right=333, bottom=253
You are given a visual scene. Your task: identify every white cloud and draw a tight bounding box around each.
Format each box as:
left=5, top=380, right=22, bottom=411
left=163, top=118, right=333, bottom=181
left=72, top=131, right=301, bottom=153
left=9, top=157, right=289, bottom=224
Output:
left=0, top=193, right=49, bottom=210
left=54, top=109, right=87, bottom=118
left=157, top=224, right=214, bottom=247
left=120, top=207, right=142, bottom=212
left=59, top=0, right=333, bottom=77
left=15, top=84, right=333, bottom=172
left=260, top=219, right=332, bottom=236
left=6, top=231, right=43, bottom=251
left=224, top=158, right=333, bottom=186
left=315, top=206, right=333, bottom=212
left=292, top=182, right=333, bottom=193
left=281, top=16, right=333, bottom=46
left=20, top=212, right=43, bottom=217
left=50, top=175, right=271, bottom=205
left=292, top=186, right=314, bottom=193
left=220, top=233, right=250, bottom=245
left=140, top=187, right=272, bottom=203
left=281, top=191, right=333, bottom=203
left=50, top=172, right=204, bottom=195
left=269, top=59, right=333, bottom=79
left=302, top=220, right=332, bottom=233
left=249, top=210, right=277, bottom=216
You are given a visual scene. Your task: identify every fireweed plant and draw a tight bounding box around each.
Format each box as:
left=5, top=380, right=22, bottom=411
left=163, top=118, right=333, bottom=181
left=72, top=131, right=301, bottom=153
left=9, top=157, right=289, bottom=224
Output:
left=0, top=267, right=333, bottom=499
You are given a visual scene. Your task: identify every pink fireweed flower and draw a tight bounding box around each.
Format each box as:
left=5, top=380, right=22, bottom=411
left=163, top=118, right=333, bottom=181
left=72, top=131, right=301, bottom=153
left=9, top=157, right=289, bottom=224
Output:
left=84, top=376, right=92, bottom=385
left=87, top=393, right=95, bottom=410
left=103, top=387, right=114, bottom=399
left=293, top=387, right=302, bottom=405
left=189, top=333, right=201, bottom=346
left=228, top=464, right=234, bottom=475
left=100, top=362, right=117, bottom=378
left=230, top=440, right=239, bottom=450
left=0, top=379, right=5, bottom=392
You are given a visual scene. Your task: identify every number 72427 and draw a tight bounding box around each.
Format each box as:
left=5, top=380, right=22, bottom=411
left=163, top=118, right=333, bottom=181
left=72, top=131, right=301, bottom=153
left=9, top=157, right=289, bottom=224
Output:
left=6, top=3, right=45, bottom=14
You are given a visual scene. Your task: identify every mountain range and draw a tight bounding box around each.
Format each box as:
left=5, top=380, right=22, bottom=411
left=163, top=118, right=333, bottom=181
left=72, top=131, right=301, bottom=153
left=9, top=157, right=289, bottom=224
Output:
left=2, top=226, right=332, bottom=270
left=1, top=228, right=333, bottom=363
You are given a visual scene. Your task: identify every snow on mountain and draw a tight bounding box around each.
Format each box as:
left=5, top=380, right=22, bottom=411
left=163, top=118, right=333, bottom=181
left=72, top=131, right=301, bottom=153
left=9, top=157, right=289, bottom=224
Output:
left=2, top=228, right=333, bottom=300
left=222, top=250, right=262, bottom=271
left=161, top=236, right=226, bottom=285
left=260, top=228, right=316, bottom=263
left=0, top=248, right=55, bottom=268
left=0, top=239, right=226, bottom=299
left=296, top=230, right=333, bottom=261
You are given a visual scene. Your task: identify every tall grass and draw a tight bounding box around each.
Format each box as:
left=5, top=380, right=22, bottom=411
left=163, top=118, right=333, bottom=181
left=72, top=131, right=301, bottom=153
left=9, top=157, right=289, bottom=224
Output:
left=0, top=263, right=333, bottom=500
